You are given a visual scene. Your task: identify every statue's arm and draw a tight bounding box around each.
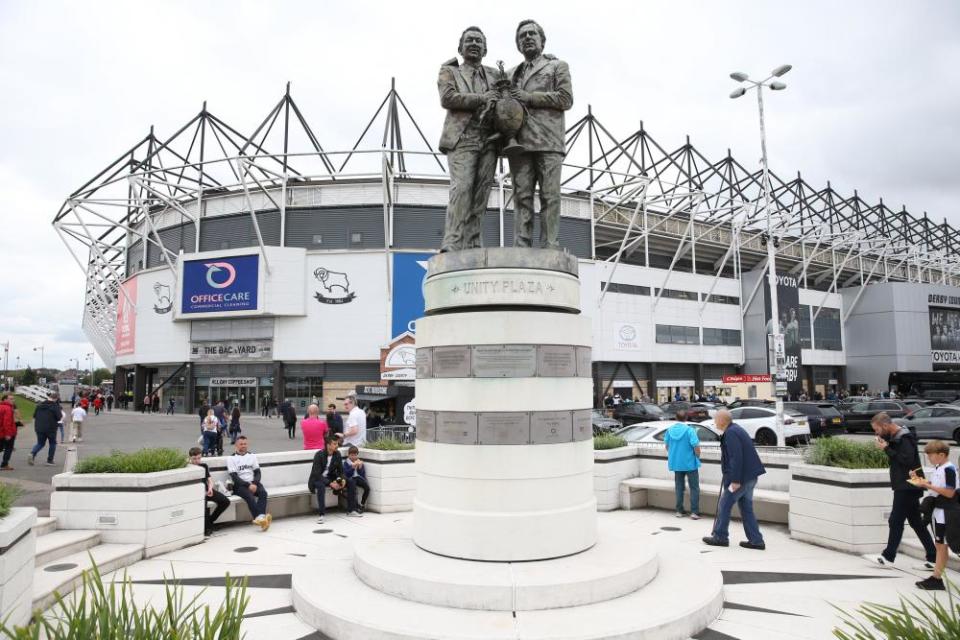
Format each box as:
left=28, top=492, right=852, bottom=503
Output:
left=526, top=60, right=573, bottom=111
left=438, top=66, right=483, bottom=111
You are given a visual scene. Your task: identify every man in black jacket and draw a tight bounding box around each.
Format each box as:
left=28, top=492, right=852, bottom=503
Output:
left=308, top=436, right=346, bottom=524
left=281, top=399, right=297, bottom=439
left=869, top=412, right=937, bottom=568
left=29, top=393, right=63, bottom=466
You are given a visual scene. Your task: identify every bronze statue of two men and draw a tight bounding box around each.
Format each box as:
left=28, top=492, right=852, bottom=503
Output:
left=437, top=20, right=573, bottom=252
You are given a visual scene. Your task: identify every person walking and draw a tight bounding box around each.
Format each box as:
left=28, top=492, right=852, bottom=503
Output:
left=867, top=412, right=938, bottom=569
left=201, top=409, right=219, bottom=456
left=0, top=393, right=17, bottom=470
left=70, top=403, right=87, bottom=442
left=141, top=393, right=150, bottom=414
left=166, top=396, right=176, bottom=415
left=106, top=392, right=114, bottom=412
left=703, top=409, right=766, bottom=550
left=29, top=392, right=63, bottom=466
left=281, top=398, right=297, bottom=440
left=301, top=404, right=329, bottom=450
left=664, top=409, right=701, bottom=519
left=228, top=406, right=242, bottom=445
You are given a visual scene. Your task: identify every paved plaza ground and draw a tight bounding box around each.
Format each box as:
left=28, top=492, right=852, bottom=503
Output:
left=0, top=408, right=300, bottom=514
left=75, top=509, right=957, bottom=640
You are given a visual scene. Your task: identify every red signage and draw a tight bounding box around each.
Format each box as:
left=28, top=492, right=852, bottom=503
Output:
left=722, top=374, right=771, bottom=384
left=115, top=277, right=138, bottom=356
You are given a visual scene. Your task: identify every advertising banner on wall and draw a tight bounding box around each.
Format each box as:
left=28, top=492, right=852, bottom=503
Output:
left=181, top=254, right=259, bottom=314
left=765, top=273, right=802, bottom=396
left=391, top=252, right=432, bottom=339
left=189, top=340, right=273, bottom=362
left=929, top=305, right=960, bottom=364
left=115, top=277, right=138, bottom=356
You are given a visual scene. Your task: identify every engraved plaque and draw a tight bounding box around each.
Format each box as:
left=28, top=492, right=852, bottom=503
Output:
left=416, top=348, right=433, bottom=379
left=478, top=412, right=530, bottom=445
left=472, top=344, right=537, bottom=378
left=416, top=410, right=437, bottom=442
left=576, top=346, right=592, bottom=378
left=436, top=412, right=479, bottom=444
left=531, top=411, right=574, bottom=444
left=432, top=346, right=471, bottom=378
left=572, top=409, right=592, bottom=441
left=537, top=345, right=577, bottom=377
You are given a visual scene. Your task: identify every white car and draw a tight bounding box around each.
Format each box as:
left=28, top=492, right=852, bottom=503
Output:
left=615, top=420, right=723, bottom=446
left=700, top=406, right=810, bottom=447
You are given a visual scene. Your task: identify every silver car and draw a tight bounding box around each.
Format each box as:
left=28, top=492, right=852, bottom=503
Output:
left=615, top=420, right=723, bottom=446
left=895, top=405, right=960, bottom=443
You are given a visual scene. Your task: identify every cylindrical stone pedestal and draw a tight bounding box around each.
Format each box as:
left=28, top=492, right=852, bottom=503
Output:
left=413, top=248, right=597, bottom=561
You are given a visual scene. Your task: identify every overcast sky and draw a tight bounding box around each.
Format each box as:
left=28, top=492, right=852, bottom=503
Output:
left=1, top=0, right=958, bottom=372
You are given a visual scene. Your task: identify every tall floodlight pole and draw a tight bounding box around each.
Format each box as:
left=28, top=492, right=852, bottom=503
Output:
left=730, top=64, right=792, bottom=446
left=33, top=345, right=45, bottom=371
left=86, top=352, right=95, bottom=386
left=1, top=341, right=8, bottom=391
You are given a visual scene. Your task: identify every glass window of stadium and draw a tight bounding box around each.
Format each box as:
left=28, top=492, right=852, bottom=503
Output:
left=195, top=377, right=273, bottom=414
left=283, top=376, right=323, bottom=413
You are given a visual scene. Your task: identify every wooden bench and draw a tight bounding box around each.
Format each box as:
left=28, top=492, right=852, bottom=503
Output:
left=619, top=477, right=789, bottom=524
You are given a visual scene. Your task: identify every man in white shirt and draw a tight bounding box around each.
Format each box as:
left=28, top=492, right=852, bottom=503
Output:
left=226, top=436, right=272, bottom=530
left=70, top=405, right=87, bottom=443
left=342, top=395, right=367, bottom=447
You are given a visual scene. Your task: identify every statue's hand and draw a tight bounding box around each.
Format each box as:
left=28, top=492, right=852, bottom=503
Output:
left=509, top=89, right=531, bottom=104
left=481, top=90, right=499, bottom=104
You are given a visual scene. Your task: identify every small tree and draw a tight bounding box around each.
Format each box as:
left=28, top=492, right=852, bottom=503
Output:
left=20, top=366, right=37, bottom=386
left=92, top=367, right=112, bottom=386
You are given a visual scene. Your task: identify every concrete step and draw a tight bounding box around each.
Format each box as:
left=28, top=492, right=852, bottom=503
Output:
left=292, top=546, right=722, bottom=639
left=32, top=543, right=143, bottom=612
left=35, top=529, right=101, bottom=567
left=32, top=516, right=58, bottom=537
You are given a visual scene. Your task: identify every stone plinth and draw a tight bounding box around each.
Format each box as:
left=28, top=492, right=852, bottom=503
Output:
left=413, top=248, right=596, bottom=561
left=0, top=507, right=37, bottom=630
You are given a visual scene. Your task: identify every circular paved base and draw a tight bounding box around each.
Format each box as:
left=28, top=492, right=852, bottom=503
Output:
left=354, top=529, right=657, bottom=611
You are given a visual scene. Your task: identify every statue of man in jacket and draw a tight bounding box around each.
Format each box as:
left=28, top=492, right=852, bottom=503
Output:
left=437, top=26, right=499, bottom=252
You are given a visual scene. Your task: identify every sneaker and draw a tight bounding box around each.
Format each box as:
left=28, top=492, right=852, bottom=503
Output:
left=864, top=553, right=896, bottom=569
left=916, top=576, right=945, bottom=590
left=347, top=511, right=364, bottom=518
left=253, top=515, right=265, bottom=526
left=914, top=561, right=936, bottom=571
left=690, top=513, right=701, bottom=520
left=316, top=515, right=325, bottom=524
left=739, top=541, right=766, bottom=551
left=702, top=536, right=729, bottom=547
left=261, top=514, right=272, bottom=531
left=0, top=465, right=12, bottom=471
left=675, top=511, right=685, bottom=518
left=27, top=456, right=34, bottom=466
left=44, top=461, right=55, bottom=466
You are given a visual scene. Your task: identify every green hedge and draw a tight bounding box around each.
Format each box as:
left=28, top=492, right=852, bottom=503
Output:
left=0, top=483, right=22, bottom=519
left=75, top=448, right=188, bottom=474
left=594, top=434, right=627, bottom=450
left=363, top=438, right=415, bottom=451
left=805, top=437, right=889, bottom=470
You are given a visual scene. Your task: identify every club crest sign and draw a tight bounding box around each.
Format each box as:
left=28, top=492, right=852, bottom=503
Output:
left=181, top=254, right=259, bottom=314
left=314, top=267, right=357, bottom=304
left=153, top=282, right=172, bottom=314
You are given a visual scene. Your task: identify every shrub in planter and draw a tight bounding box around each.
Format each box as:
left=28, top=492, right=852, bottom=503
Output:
left=593, top=434, right=627, bottom=450
left=364, top=438, right=415, bottom=451
left=833, top=578, right=960, bottom=639
left=0, top=561, right=249, bottom=639
left=0, top=483, right=22, bottom=518
left=74, top=448, right=187, bottom=474
left=805, top=437, right=888, bottom=469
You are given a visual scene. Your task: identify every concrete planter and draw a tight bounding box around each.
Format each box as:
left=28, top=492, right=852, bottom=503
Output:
left=593, top=446, right=642, bottom=511
left=359, top=448, right=417, bottom=513
left=0, top=507, right=37, bottom=629
left=50, top=466, right=205, bottom=558
left=789, top=462, right=892, bottom=553
left=633, top=445, right=800, bottom=492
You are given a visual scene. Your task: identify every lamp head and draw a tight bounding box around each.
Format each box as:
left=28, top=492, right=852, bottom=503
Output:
left=772, top=64, right=792, bottom=77
left=769, top=81, right=787, bottom=91
left=730, top=71, right=749, bottom=82
left=729, top=87, right=747, bottom=99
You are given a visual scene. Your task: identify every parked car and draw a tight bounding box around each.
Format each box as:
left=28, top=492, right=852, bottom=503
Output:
left=783, top=402, right=846, bottom=437
left=726, top=399, right=775, bottom=410
left=903, top=398, right=939, bottom=413
left=895, top=405, right=960, bottom=443
left=591, top=409, right=622, bottom=435
left=701, top=406, right=810, bottom=446
left=837, top=396, right=873, bottom=411
left=841, top=400, right=910, bottom=433
left=612, top=402, right=666, bottom=426
left=615, top=420, right=723, bottom=446
left=658, top=401, right=713, bottom=421
left=922, top=389, right=960, bottom=402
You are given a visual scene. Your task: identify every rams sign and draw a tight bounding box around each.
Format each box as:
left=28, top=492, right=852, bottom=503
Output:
left=181, top=254, right=259, bottom=314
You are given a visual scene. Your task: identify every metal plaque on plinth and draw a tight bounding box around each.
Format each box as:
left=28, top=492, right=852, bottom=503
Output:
left=473, top=345, right=537, bottom=378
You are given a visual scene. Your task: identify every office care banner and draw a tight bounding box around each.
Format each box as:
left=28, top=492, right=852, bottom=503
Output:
left=181, top=254, right=259, bottom=314
left=765, top=272, right=802, bottom=397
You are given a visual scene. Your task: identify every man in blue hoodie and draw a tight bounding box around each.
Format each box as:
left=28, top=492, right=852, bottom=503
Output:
left=703, top=409, right=766, bottom=550
left=664, top=409, right=701, bottom=519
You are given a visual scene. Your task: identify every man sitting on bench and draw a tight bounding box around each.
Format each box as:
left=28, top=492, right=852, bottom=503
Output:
left=227, top=436, right=272, bottom=531
left=309, top=436, right=358, bottom=524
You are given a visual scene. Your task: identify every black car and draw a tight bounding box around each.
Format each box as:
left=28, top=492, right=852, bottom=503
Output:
left=591, top=410, right=622, bottom=435
left=658, top=401, right=713, bottom=421
left=613, top=402, right=666, bottom=426
left=784, top=402, right=846, bottom=437
left=841, top=400, right=910, bottom=433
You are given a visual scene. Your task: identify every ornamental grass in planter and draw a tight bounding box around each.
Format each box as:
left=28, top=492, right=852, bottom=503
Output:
left=0, top=561, right=249, bottom=639
left=0, top=483, right=22, bottom=518
left=593, top=434, right=627, bottom=450
left=363, top=438, right=415, bottom=451
left=74, top=448, right=187, bottom=474
left=804, top=437, right=889, bottom=469
left=833, top=578, right=960, bottom=639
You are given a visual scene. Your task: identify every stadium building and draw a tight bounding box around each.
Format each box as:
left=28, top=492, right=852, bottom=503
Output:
left=52, top=82, right=960, bottom=415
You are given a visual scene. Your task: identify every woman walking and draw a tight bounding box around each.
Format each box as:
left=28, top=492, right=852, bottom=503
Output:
left=229, top=406, right=242, bottom=445
left=201, top=409, right=219, bottom=456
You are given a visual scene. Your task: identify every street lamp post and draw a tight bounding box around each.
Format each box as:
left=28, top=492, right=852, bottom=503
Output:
left=1, top=341, right=8, bottom=391
left=33, top=345, right=45, bottom=371
left=86, top=353, right=95, bottom=386
left=729, top=64, right=792, bottom=447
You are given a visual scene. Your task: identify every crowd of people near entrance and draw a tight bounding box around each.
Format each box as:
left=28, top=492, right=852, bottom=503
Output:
left=190, top=394, right=370, bottom=536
